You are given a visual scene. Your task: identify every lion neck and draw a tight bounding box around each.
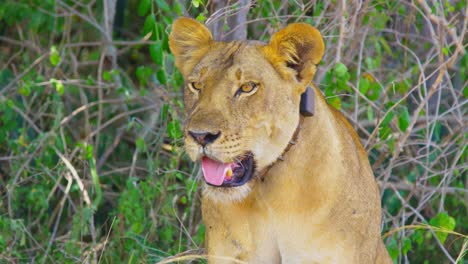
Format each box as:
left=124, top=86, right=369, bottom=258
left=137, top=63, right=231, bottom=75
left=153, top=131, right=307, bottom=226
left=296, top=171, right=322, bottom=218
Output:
left=245, top=86, right=344, bottom=210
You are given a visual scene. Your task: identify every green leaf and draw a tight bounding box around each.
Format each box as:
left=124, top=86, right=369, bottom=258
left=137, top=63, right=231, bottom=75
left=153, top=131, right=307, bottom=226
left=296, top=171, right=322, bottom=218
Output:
left=89, top=157, right=102, bottom=208
left=0, top=69, right=14, bottom=87
left=429, top=212, right=456, bottom=244
left=402, top=237, right=412, bottom=255
left=49, top=46, right=61, bottom=66
left=160, top=24, right=170, bottom=51
left=398, top=106, right=410, bottom=132
left=156, top=69, right=167, bottom=84
left=84, top=145, right=92, bottom=159
left=328, top=97, right=341, bottom=110
left=396, top=79, right=411, bottom=94
left=366, top=82, right=381, bottom=101
left=172, top=67, right=184, bottom=89
left=160, top=226, right=173, bottom=241
left=143, top=14, right=156, bottom=36
left=137, top=0, right=151, bottom=16
left=155, top=0, right=171, bottom=13
left=196, top=13, right=207, bottom=23
left=433, top=121, right=442, bottom=141
left=386, top=238, right=398, bottom=261
left=174, top=172, right=183, bottom=181
left=167, top=119, right=183, bottom=139
left=135, top=66, right=153, bottom=86
left=19, top=82, right=31, bottom=96
left=379, top=37, right=393, bottom=56
left=83, top=207, right=94, bottom=222
left=103, top=71, right=112, bottom=81
left=192, top=0, right=201, bottom=8
left=442, top=47, right=449, bottom=56
left=359, top=77, right=370, bottom=94
left=50, top=78, right=64, bottom=96
left=160, top=104, right=169, bottom=121
left=366, top=105, right=374, bottom=121
left=174, top=2, right=183, bottom=15
left=333, top=62, right=348, bottom=79
left=379, top=126, right=392, bottom=140
left=6, top=99, right=14, bottom=108
left=373, top=13, right=388, bottom=30
left=407, top=170, right=417, bottom=183
left=136, top=137, right=146, bottom=152
left=382, top=111, right=394, bottom=126
left=149, top=41, right=163, bottom=65
left=336, top=77, right=350, bottom=92
left=131, top=222, right=144, bottom=234
left=388, top=138, right=396, bottom=152
left=87, top=76, right=95, bottom=85
left=413, top=229, right=425, bottom=245
left=365, top=57, right=377, bottom=70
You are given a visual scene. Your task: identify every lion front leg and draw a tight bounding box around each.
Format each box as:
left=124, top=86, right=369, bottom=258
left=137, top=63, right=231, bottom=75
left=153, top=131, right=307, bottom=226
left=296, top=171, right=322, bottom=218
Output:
left=202, top=196, right=280, bottom=264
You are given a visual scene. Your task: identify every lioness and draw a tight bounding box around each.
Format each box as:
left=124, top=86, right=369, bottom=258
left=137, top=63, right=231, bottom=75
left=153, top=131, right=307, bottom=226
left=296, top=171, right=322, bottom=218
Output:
left=169, top=17, right=392, bottom=264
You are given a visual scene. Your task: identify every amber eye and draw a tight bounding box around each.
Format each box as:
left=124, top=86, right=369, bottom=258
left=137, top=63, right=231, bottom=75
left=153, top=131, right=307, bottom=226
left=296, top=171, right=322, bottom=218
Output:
left=189, top=82, right=203, bottom=92
left=236, top=82, right=258, bottom=96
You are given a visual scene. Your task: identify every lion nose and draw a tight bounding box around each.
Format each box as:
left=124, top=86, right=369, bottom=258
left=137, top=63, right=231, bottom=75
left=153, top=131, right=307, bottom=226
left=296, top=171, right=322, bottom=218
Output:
left=188, top=130, right=221, bottom=146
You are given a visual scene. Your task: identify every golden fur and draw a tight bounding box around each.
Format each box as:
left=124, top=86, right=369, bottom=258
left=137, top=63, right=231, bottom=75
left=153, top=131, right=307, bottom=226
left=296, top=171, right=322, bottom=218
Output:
left=169, top=17, right=392, bottom=264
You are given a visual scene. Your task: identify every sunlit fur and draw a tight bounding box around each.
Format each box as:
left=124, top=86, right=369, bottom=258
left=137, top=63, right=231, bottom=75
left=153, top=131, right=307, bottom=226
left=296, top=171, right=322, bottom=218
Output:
left=261, top=23, right=324, bottom=83
left=169, top=18, right=214, bottom=76
left=202, top=183, right=252, bottom=203
left=169, top=17, right=391, bottom=264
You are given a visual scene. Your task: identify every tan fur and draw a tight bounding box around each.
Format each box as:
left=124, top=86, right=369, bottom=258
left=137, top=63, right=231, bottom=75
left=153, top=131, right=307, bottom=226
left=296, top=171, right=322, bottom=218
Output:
left=169, top=17, right=392, bottom=264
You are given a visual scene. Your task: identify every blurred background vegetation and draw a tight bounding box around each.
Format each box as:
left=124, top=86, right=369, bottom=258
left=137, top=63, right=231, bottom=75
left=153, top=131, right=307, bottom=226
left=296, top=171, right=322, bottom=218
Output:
left=0, top=0, right=466, bottom=263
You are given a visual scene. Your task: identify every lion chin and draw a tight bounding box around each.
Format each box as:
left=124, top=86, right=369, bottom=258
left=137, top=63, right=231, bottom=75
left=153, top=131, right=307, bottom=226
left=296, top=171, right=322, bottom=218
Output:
left=202, top=183, right=253, bottom=203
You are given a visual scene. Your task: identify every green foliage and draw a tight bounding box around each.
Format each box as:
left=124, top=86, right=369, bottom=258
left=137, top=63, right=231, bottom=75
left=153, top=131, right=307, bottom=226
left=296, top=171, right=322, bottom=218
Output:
left=49, top=46, right=61, bottom=66
left=50, top=78, right=65, bottom=96
left=0, top=0, right=466, bottom=263
left=429, top=212, right=457, bottom=244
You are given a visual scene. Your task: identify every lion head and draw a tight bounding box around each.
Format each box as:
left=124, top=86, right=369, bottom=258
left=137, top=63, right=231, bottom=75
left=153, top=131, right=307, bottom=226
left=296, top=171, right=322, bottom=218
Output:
left=169, top=18, right=324, bottom=202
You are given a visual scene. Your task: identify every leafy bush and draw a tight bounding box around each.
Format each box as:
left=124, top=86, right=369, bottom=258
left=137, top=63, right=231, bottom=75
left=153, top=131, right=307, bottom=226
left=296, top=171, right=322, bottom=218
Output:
left=0, top=0, right=466, bottom=263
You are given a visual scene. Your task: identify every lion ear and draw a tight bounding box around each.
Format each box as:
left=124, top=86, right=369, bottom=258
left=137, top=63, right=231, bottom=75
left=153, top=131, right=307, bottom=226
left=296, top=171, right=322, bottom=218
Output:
left=169, top=17, right=214, bottom=76
left=262, top=23, right=325, bottom=88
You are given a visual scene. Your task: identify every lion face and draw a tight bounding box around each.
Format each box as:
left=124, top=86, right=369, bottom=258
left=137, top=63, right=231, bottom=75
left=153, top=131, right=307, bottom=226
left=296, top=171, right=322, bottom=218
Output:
left=169, top=18, right=324, bottom=202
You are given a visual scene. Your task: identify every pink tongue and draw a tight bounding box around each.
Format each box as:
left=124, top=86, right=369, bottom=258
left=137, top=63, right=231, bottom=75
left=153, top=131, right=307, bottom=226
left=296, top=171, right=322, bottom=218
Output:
left=201, top=157, right=233, bottom=186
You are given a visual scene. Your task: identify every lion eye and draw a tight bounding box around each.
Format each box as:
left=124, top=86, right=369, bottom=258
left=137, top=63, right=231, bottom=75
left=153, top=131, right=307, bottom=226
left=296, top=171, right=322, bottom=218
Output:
left=189, top=82, right=203, bottom=93
left=236, top=82, right=257, bottom=96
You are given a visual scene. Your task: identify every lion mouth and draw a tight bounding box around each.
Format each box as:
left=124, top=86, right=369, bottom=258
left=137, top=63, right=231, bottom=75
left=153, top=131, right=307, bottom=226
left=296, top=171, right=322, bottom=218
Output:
left=201, top=153, right=255, bottom=187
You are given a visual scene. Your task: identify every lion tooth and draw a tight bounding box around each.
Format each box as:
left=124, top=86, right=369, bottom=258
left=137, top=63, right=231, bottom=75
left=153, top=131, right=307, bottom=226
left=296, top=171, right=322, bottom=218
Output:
left=278, top=156, right=285, bottom=161
left=226, top=167, right=233, bottom=180
left=289, top=140, right=296, bottom=145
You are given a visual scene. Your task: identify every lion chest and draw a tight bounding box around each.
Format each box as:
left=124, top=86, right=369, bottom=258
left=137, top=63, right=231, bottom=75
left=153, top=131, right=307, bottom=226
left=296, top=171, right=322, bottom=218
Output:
left=202, top=193, right=354, bottom=264
left=204, top=201, right=349, bottom=263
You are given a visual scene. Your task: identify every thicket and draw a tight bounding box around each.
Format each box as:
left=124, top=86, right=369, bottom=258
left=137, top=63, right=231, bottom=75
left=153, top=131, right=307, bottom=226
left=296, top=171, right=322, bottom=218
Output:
left=0, top=0, right=466, bottom=263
